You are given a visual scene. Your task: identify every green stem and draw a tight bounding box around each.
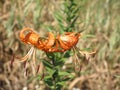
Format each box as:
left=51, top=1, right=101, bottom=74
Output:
left=51, top=58, right=57, bottom=90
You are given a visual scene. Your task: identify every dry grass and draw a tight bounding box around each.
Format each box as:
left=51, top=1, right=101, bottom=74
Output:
left=0, top=0, right=120, bottom=90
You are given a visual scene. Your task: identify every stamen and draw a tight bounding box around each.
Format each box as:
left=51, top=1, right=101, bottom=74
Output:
left=18, top=47, right=34, bottom=62
left=10, top=54, right=15, bottom=69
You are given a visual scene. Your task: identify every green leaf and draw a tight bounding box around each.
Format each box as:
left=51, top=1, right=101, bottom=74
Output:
left=46, top=53, right=55, bottom=60
left=54, top=11, right=63, bottom=22
left=63, top=51, right=71, bottom=58
left=59, top=71, right=74, bottom=78
left=52, top=69, right=58, bottom=78
left=44, top=76, right=53, bottom=86
left=54, top=58, right=66, bottom=67
left=46, top=67, right=55, bottom=76
left=42, top=59, right=53, bottom=69
left=54, top=11, right=65, bottom=31
left=56, top=82, right=63, bottom=90
left=57, top=81, right=66, bottom=86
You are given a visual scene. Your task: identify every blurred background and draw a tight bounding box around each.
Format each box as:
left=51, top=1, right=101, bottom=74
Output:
left=0, top=0, right=120, bottom=90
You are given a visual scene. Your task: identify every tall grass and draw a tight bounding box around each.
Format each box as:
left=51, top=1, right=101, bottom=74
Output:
left=0, top=0, right=120, bottom=90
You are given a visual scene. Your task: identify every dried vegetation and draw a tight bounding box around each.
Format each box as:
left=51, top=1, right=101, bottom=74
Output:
left=0, top=0, right=120, bottom=90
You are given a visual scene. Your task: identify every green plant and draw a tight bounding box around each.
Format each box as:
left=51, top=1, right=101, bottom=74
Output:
left=40, top=0, right=83, bottom=89
left=16, top=0, right=93, bottom=89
